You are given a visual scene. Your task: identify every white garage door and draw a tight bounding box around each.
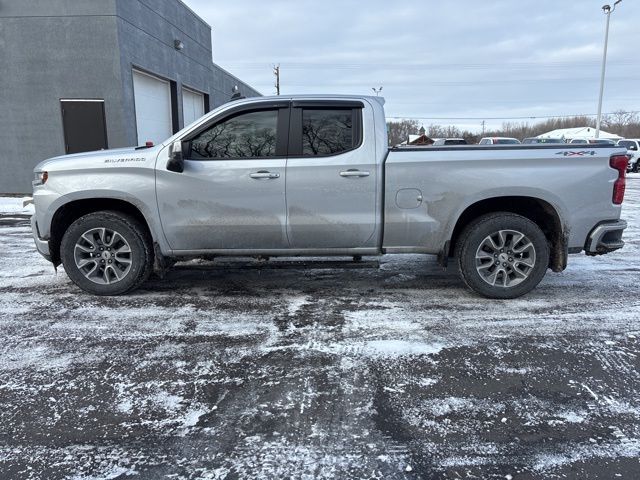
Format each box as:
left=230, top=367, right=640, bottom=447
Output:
left=132, top=70, right=172, bottom=145
left=182, top=88, right=205, bottom=127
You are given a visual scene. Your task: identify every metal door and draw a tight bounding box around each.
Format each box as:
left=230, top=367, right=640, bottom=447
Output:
left=156, top=103, right=290, bottom=251
left=60, top=100, right=108, bottom=154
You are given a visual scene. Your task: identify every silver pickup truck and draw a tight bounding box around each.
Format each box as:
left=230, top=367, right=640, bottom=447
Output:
left=31, top=95, right=628, bottom=299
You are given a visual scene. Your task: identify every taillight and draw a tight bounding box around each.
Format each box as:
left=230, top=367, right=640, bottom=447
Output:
left=610, top=155, right=628, bottom=204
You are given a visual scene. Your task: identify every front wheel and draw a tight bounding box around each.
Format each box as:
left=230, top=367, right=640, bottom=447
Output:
left=60, top=211, right=153, bottom=295
left=456, top=213, right=550, bottom=299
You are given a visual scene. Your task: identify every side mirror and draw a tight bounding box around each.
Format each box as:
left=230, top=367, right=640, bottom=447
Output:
left=166, top=141, right=184, bottom=173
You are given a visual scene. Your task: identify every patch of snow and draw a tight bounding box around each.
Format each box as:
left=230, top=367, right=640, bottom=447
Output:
left=556, top=410, right=587, bottom=423
left=417, top=377, right=439, bottom=388
left=439, top=455, right=491, bottom=467
left=532, top=438, right=640, bottom=471
left=0, top=196, right=34, bottom=214
left=181, top=407, right=207, bottom=428
left=70, top=465, right=138, bottom=480
left=153, top=391, right=184, bottom=411
left=278, top=339, right=445, bottom=359
left=286, top=295, right=311, bottom=316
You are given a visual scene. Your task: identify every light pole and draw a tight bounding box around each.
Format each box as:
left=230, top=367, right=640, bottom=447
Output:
left=595, top=0, right=622, bottom=138
left=372, top=87, right=383, bottom=96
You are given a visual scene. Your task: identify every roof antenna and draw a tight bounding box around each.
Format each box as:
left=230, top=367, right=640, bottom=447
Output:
left=230, top=85, right=245, bottom=101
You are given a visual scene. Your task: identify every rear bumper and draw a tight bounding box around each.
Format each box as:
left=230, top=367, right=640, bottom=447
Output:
left=31, top=215, right=52, bottom=262
left=585, top=219, right=627, bottom=255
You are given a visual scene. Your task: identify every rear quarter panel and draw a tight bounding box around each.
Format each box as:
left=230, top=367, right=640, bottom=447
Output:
left=383, top=146, right=624, bottom=253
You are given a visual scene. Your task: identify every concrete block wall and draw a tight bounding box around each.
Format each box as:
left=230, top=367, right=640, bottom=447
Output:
left=0, top=1, right=125, bottom=193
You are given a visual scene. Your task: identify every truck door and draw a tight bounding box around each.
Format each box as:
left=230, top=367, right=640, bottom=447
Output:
left=285, top=100, right=378, bottom=248
left=156, top=102, right=290, bottom=251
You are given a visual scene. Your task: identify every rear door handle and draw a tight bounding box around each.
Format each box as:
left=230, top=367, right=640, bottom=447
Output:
left=339, top=170, right=370, bottom=178
left=250, top=171, right=280, bottom=179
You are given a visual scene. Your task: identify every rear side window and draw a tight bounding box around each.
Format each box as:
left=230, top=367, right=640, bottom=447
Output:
left=301, top=109, right=359, bottom=156
left=496, top=139, right=520, bottom=144
left=190, top=109, right=278, bottom=159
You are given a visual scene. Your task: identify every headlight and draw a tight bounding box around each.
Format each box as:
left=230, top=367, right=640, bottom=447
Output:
left=33, top=171, right=48, bottom=187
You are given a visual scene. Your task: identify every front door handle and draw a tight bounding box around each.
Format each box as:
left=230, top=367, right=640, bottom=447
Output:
left=250, top=171, right=280, bottom=179
left=340, top=169, right=370, bottom=178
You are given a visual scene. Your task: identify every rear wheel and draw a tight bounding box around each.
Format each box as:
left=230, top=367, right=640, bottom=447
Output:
left=60, top=211, right=153, bottom=295
left=456, top=213, right=549, bottom=299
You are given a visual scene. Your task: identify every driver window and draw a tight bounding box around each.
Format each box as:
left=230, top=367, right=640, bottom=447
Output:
left=189, top=109, right=278, bottom=159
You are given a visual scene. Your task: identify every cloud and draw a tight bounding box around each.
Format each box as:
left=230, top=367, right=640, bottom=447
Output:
left=182, top=0, right=639, bottom=132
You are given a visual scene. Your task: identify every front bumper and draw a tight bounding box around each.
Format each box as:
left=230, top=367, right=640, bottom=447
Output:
left=31, top=215, right=52, bottom=261
left=585, top=219, right=627, bottom=255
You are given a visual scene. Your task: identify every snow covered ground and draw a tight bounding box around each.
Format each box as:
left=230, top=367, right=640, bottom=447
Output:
left=0, top=197, right=34, bottom=215
left=1, top=177, right=639, bottom=479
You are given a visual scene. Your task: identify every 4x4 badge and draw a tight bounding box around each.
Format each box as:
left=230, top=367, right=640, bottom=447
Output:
left=555, top=150, right=596, bottom=157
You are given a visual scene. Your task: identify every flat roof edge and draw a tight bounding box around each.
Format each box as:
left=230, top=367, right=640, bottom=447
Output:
left=175, top=0, right=212, bottom=30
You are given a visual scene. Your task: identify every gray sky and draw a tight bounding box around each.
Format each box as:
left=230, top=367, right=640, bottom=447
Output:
left=183, top=0, right=639, bottom=132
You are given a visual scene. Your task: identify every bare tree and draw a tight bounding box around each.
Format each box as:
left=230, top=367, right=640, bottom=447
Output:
left=386, top=119, right=420, bottom=146
left=602, top=110, right=640, bottom=138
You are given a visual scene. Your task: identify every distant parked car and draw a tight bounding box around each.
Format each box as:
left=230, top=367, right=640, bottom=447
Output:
left=617, top=139, right=640, bottom=173
left=522, top=138, right=565, bottom=144
left=479, top=137, right=521, bottom=145
left=432, top=138, right=469, bottom=146
left=569, top=138, right=617, bottom=145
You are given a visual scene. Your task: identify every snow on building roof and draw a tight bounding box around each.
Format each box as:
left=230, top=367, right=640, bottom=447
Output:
left=537, top=127, right=621, bottom=140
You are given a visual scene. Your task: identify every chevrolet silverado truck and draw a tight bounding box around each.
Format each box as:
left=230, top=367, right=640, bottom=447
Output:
left=31, top=95, right=628, bottom=299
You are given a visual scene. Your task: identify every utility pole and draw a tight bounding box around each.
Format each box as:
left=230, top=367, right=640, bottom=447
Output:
left=596, top=0, right=622, bottom=138
left=481, top=120, right=486, bottom=136
left=273, top=64, right=280, bottom=95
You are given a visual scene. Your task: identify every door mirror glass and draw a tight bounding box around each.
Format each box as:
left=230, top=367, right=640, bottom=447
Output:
left=167, top=141, right=184, bottom=173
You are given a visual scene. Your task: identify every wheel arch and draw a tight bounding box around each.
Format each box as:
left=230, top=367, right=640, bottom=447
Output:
left=49, top=198, right=154, bottom=266
left=446, top=196, right=567, bottom=272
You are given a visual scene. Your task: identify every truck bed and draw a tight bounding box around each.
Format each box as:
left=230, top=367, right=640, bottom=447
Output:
left=382, top=144, right=625, bottom=255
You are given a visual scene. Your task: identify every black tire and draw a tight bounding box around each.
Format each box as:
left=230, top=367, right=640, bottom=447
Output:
left=455, top=212, right=550, bottom=299
left=60, top=211, right=153, bottom=295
